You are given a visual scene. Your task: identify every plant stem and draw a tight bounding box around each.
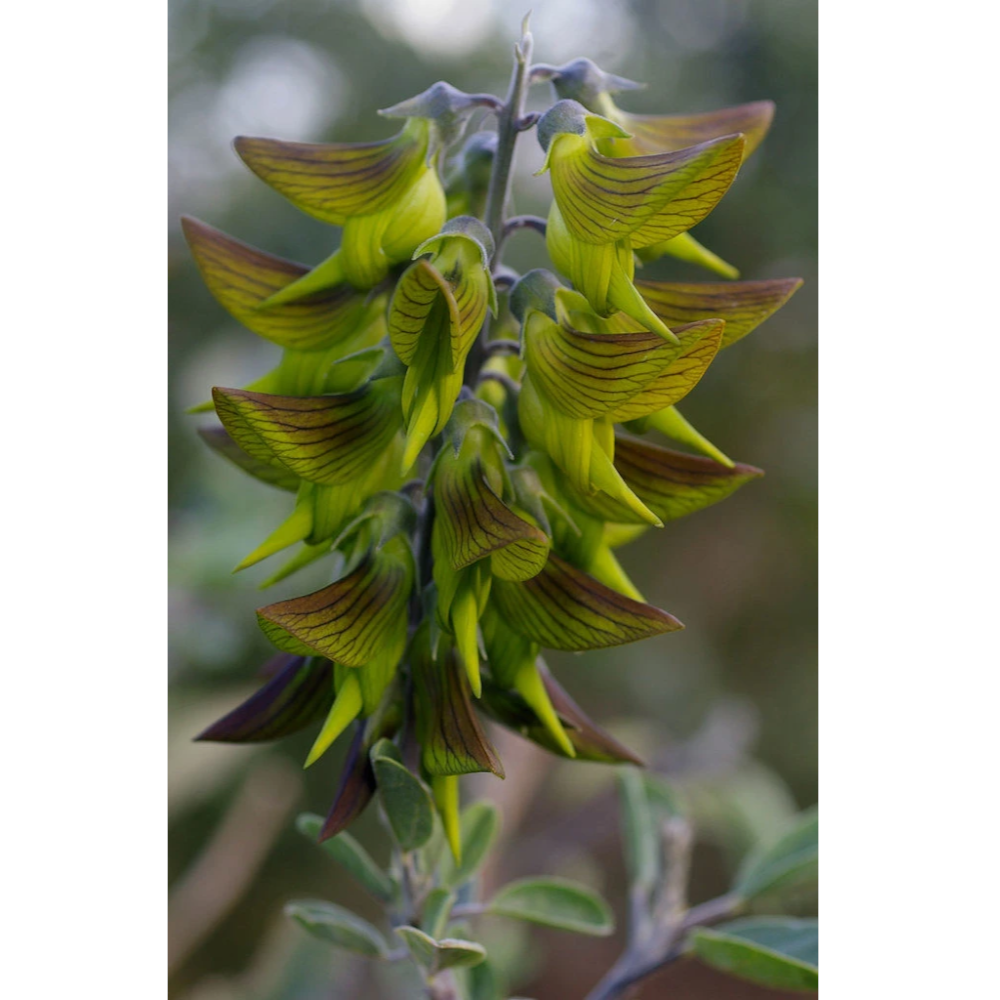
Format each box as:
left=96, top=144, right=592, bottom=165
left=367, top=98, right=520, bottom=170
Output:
left=464, top=21, right=534, bottom=387
left=483, top=28, right=534, bottom=254
left=583, top=891, right=744, bottom=1000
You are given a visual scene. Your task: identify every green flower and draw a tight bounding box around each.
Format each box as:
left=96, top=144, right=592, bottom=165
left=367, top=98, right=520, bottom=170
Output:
left=536, top=100, right=744, bottom=339
left=254, top=493, right=417, bottom=767
left=235, top=117, right=446, bottom=294
left=514, top=272, right=724, bottom=522
left=542, top=58, right=774, bottom=276
left=388, top=217, right=497, bottom=470
left=429, top=399, right=549, bottom=694
left=181, top=217, right=388, bottom=404
left=211, top=372, right=406, bottom=571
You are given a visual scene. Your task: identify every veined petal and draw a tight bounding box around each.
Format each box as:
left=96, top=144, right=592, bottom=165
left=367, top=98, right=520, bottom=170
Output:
left=523, top=310, right=683, bottom=419
left=490, top=553, right=682, bottom=651
left=550, top=132, right=744, bottom=246
left=637, top=278, right=804, bottom=349
left=610, top=101, right=775, bottom=160
left=546, top=205, right=676, bottom=341
left=566, top=435, right=763, bottom=525
left=412, top=629, right=504, bottom=778
left=181, top=217, right=371, bottom=350
left=198, top=426, right=299, bottom=492
left=212, top=381, right=403, bottom=486
left=256, top=547, right=413, bottom=666
left=195, top=655, right=333, bottom=743
left=609, top=319, right=725, bottom=420
left=481, top=663, right=644, bottom=764
left=234, top=122, right=428, bottom=226
left=628, top=136, right=745, bottom=249
left=319, top=723, right=378, bottom=841
left=389, top=259, right=461, bottom=367
left=434, top=451, right=549, bottom=580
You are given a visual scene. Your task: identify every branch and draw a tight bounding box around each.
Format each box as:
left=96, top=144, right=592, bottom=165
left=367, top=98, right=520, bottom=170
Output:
left=584, top=817, right=743, bottom=1000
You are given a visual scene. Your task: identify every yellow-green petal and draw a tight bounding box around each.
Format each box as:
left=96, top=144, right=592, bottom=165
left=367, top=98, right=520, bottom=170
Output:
left=434, top=451, right=549, bottom=580
left=305, top=672, right=363, bottom=766
left=566, top=434, right=763, bottom=525
left=234, top=122, right=428, bottom=226
left=181, top=216, right=371, bottom=350
left=637, top=277, right=804, bottom=349
left=522, top=310, right=684, bottom=419
left=211, top=381, right=403, bottom=487
left=609, top=319, right=725, bottom=421
left=256, top=548, right=412, bottom=667
left=609, top=101, right=775, bottom=159
left=549, top=132, right=744, bottom=246
left=490, top=553, right=682, bottom=651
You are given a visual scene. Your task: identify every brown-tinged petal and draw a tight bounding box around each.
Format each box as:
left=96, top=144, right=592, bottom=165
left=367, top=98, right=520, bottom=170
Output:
left=566, top=434, right=763, bottom=525
left=637, top=278, right=803, bottom=349
left=212, top=381, right=403, bottom=487
left=412, top=631, right=504, bottom=778
left=181, top=216, right=372, bottom=350
left=195, top=656, right=332, bottom=743
left=490, top=553, right=682, bottom=651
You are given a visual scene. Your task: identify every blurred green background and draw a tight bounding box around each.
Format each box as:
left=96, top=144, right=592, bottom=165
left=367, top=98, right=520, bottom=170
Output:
left=168, top=1, right=817, bottom=997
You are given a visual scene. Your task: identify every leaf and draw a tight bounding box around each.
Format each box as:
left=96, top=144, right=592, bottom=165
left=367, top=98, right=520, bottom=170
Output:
left=637, top=277, right=804, bottom=349
left=421, top=887, right=456, bottom=940
left=466, top=957, right=504, bottom=1000
left=488, top=877, right=614, bottom=936
left=735, top=807, right=818, bottom=901
left=435, top=939, right=488, bottom=971
left=234, top=128, right=426, bottom=226
left=439, top=802, right=501, bottom=889
left=617, top=768, right=658, bottom=893
left=412, top=638, right=505, bottom=778
left=197, top=426, right=300, bottom=491
left=691, top=918, right=818, bottom=992
left=550, top=132, right=744, bottom=247
left=256, top=549, right=411, bottom=666
left=565, top=435, right=763, bottom=526
left=285, top=899, right=389, bottom=957
left=612, top=101, right=776, bottom=159
left=181, top=217, right=373, bottom=350
left=490, top=553, right=682, bottom=651
left=371, top=753, right=435, bottom=852
left=194, top=656, right=333, bottom=743
left=211, top=383, right=403, bottom=487
left=608, top=319, right=724, bottom=420
left=396, top=926, right=487, bottom=972
left=296, top=813, right=395, bottom=903
left=433, top=450, right=549, bottom=581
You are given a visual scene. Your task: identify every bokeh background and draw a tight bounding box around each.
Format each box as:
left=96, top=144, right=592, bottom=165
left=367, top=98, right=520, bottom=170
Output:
left=168, top=1, right=817, bottom=997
